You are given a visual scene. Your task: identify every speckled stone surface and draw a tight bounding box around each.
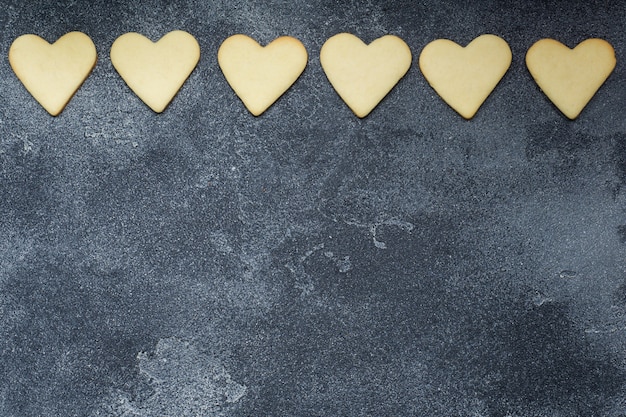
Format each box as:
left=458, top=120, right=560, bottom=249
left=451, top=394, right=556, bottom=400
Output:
left=1, top=1, right=625, bottom=416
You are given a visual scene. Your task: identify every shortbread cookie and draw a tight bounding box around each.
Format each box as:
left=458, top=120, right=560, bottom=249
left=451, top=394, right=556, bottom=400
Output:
left=218, top=35, right=307, bottom=116
left=110, top=30, right=200, bottom=113
left=9, top=32, right=97, bottom=116
left=419, top=34, right=511, bottom=119
left=526, top=38, right=616, bottom=119
left=320, top=33, right=412, bottom=118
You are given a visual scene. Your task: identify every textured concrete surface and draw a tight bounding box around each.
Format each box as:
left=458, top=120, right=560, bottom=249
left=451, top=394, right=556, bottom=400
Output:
left=1, top=0, right=625, bottom=416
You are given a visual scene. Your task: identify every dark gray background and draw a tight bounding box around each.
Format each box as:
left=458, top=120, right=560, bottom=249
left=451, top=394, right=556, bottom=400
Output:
left=1, top=0, right=625, bottom=416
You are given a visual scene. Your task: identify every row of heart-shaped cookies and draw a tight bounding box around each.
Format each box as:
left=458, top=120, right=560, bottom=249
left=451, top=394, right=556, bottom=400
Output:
left=8, top=31, right=616, bottom=119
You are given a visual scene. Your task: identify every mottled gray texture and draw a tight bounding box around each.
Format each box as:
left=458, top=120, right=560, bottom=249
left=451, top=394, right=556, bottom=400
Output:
left=1, top=0, right=625, bottom=416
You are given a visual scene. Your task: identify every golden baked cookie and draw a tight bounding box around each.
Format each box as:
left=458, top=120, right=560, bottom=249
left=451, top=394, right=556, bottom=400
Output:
left=218, top=34, right=308, bottom=116
left=9, top=32, right=97, bottom=116
left=419, top=34, right=512, bottom=119
left=320, top=33, right=412, bottom=118
left=526, top=38, right=616, bottom=119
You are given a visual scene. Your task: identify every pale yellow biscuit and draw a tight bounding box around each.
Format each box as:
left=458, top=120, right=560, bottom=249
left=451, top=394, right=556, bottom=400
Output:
left=526, top=38, right=616, bottom=119
left=9, top=32, right=97, bottom=116
left=218, top=35, right=308, bottom=116
left=419, top=34, right=511, bottom=119
left=110, top=30, right=200, bottom=113
left=320, top=33, right=412, bottom=118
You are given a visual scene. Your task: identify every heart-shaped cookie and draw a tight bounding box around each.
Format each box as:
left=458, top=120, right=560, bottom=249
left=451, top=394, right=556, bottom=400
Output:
left=419, top=34, right=511, bottom=119
left=526, top=38, right=616, bottom=119
left=9, top=32, right=97, bottom=116
left=110, top=30, right=200, bottom=113
left=218, top=35, right=307, bottom=116
left=320, top=33, right=412, bottom=118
